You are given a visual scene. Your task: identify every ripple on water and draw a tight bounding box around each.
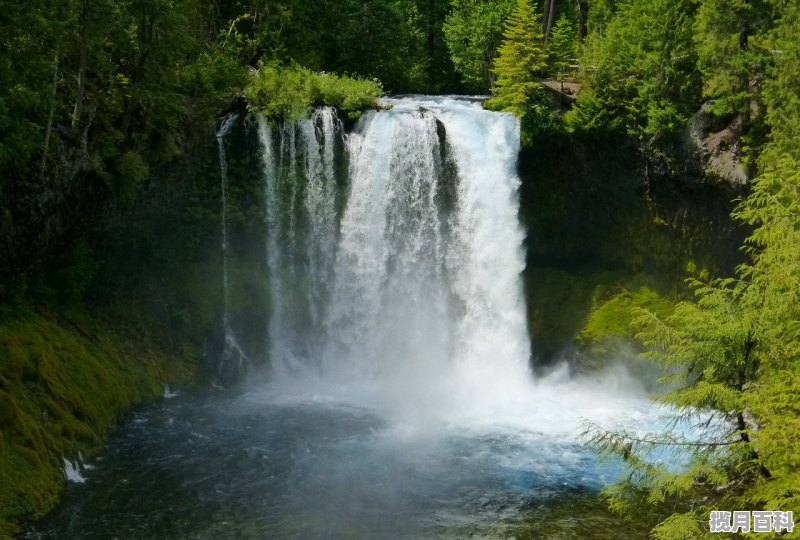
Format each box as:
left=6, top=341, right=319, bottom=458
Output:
left=28, top=371, right=678, bottom=540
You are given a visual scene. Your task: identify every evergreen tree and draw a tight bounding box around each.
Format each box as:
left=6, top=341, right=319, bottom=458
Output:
left=584, top=5, right=800, bottom=535
left=485, top=0, right=548, bottom=116
left=443, top=0, right=516, bottom=92
left=330, top=0, right=429, bottom=92
left=694, top=0, right=772, bottom=118
left=586, top=0, right=619, bottom=34
left=414, top=0, right=462, bottom=92
left=566, top=0, right=700, bottom=138
left=547, top=14, right=578, bottom=84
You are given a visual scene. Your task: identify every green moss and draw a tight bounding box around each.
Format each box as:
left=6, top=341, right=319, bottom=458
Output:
left=0, top=310, right=197, bottom=534
left=525, top=267, right=597, bottom=360
left=525, top=266, right=681, bottom=374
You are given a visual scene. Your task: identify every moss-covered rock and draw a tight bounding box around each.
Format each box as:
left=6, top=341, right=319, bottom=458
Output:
left=518, top=127, right=746, bottom=370
left=0, top=309, right=197, bottom=535
left=525, top=268, right=675, bottom=367
left=576, top=284, right=674, bottom=370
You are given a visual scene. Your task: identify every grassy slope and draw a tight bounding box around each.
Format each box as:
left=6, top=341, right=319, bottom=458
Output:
left=0, top=308, right=197, bottom=537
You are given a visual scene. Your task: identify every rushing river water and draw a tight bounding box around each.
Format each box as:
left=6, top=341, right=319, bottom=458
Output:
left=30, top=97, right=674, bottom=538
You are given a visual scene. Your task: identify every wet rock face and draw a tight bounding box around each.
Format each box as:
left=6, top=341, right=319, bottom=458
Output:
left=687, top=103, right=749, bottom=187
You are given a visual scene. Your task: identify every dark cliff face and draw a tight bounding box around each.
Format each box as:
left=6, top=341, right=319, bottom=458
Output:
left=2, top=103, right=750, bottom=375
left=516, top=132, right=748, bottom=366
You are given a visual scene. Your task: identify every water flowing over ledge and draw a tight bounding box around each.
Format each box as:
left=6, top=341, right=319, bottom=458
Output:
left=30, top=97, right=678, bottom=539
left=252, top=96, right=534, bottom=426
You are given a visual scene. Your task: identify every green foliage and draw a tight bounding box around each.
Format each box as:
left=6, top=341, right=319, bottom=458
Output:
left=330, top=0, right=429, bottom=92
left=586, top=0, right=619, bottom=35
left=578, top=286, right=673, bottom=358
left=564, top=91, right=624, bottom=136
left=633, top=278, right=758, bottom=407
left=519, top=89, right=565, bottom=145
left=650, top=511, right=710, bottom=540
left=0, top=0, right=69, bottom=175
left=761, top=0, right=800, bottom=158
left=413, top=0, right=463, bottom=92
left=246, top=64, right=384, bottom=120
left=694, top=0, right=772, bottom=117
left=220, top=0, right=432, bottom=92
left=484, top=0, right=548, bottom=116
left=178, top=45, right=249, bottom=128
left=115, top=150, right=150, bottom=204
left=727, top=3, right=800, bottom=510
left=309, top=71, right=386, bottom=117
left=571, top=0, right=701, bottom=138
left=581, top=6, right=800, bottom=534
left=443, top=0, right=516, bottom=92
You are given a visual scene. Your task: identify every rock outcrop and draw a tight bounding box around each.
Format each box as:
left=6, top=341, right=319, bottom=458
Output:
left=687, top=102, right=750, bottom=186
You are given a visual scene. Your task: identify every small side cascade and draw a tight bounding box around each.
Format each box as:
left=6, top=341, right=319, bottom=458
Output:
left=216, top=113, right=248, bottom=382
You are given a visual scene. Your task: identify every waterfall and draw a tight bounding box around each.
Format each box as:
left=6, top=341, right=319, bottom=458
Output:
left=258, top=108, right=341, bottom=376
left=216, top=113, right=247, bottom=380
left=255, top=97, right=532, bottom=421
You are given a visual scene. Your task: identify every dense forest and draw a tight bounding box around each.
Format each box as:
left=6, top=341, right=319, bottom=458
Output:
left=1, top=0, right=799, bottom=537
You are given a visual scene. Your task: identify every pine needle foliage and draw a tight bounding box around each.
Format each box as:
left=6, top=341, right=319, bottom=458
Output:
left=484, top=0, right=547, bottom=116
left=547, top=15, right=578, bottom=82
left=443, top=0, right=516, bottom=92
left=566, top=0, right=701, bottom=138
left=582, top=6, right=800, bottom=536
left=693, top=0, right=772, bottom=117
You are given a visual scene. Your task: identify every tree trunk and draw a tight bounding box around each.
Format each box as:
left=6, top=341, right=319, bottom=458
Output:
left=72, top=0, right=89, bottom=134
left=545, top=0, right=557, bottom=41
left=737, top=411, right=772, bottom=479
left=736, top=331, right=771, bottom=479
left=740, top=0, right=750, bottom=50
left=579, top=1, right=588, bottom=43
left=40, top=48, right=59, bottom=179
left=542, top=0, right=551, bottom=35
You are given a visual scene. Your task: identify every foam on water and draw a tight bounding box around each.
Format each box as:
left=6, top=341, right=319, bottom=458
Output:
left=63, top=458, right=86, bottom=484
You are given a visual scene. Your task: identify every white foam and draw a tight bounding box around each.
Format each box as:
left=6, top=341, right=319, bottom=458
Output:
left=63, top=458, right=86, bottom=483
left=252, top=96, right=670, bottom=443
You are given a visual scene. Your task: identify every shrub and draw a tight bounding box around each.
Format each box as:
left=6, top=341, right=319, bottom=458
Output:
left=246, top=64, right=384, bottom=120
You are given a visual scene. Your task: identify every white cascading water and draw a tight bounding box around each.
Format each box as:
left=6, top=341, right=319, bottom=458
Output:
left=257, top=108, right=340, bottom=377
left=255, top=97, right=537, bottom=425
left=216, top=113, right=248, bottom=379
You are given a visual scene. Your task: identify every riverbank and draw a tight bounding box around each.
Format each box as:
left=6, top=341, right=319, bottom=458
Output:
left=0, top=307, right=198, bottom=536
